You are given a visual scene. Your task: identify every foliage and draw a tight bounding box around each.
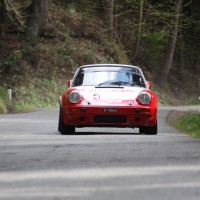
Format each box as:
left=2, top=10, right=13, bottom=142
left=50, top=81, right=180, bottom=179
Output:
left=0, top=87, right=12, bottom=114
left=0, top=50, right=22, bottom=73
left=14, top=79, right=67, bottom=110
left=21, top=41, right=42, bottom=67
left=0, top=87, right=9, bottom=103
left=0, top=87, right=8, bottom=113
left=142, top=31, right=168, bottom=69
left=0, top=98, right=7, bottom=114
left=170, top=112, right=200, bottom=138
left=3, top=0, right=31, bottom=30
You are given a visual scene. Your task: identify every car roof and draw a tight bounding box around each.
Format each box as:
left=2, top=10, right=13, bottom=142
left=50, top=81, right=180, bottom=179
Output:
left=80, top=64, right=140, bottom=70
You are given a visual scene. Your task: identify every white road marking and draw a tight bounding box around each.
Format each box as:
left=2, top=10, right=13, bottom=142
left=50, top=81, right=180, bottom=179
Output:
left=0, top=165, right=200, bottom=182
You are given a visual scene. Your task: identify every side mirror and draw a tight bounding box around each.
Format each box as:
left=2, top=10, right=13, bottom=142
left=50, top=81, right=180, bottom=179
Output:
left=146, top=81, right=152, bottom=89
left=67, top=80, right=72, bottom=87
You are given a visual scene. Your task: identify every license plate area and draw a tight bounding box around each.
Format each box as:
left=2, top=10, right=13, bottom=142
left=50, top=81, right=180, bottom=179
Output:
left=94, top=115, right=126, bottom=123
left=104, top=108, right=118, bottom=113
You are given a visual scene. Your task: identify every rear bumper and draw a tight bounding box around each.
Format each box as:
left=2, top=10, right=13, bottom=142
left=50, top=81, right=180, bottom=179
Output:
left=63, top=105, right=157, bottom=128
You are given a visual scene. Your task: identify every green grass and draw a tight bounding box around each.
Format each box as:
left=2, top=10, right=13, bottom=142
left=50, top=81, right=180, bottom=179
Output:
left=170, top=112, right=200, bottom=138
left=14, top=78, right=67, bottom=111
left=0, top=87, right=10, bottom=114
left=0, top=98, right=7, bottom=114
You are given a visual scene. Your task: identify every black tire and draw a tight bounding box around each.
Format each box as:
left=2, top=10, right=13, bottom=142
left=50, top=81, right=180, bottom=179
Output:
left=139, top=122, right=157, bottom=135
left=58, top=105, right=75, bottom=135
left=139, top=127, right=146, bottom=134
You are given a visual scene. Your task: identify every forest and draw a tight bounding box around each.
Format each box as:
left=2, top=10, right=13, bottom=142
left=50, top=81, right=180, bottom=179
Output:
left=0, top=0, right=200, bottom=112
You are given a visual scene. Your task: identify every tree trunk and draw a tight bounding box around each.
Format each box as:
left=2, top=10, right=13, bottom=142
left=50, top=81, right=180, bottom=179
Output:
left=26, top=0, right=48, bottom=38
left=156, top=0, right=182, bottom=87
left=133, top=0, right=143, bottom=60
left=179, top=30, right=185, bottom=80
left=178, top=1, right=184, bottom=80
left=108, top=0, right=114, bottom=37
left=0, top=0, right=8, bottom=39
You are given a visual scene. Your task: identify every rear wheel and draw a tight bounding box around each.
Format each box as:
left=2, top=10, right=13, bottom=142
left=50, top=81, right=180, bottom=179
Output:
left=58, top=105, right=75, bottom=135
left=139, top=122, right=157, bottom=135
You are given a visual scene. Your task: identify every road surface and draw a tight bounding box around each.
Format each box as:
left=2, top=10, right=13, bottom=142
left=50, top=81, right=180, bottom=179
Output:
left=0, top=106, right=200, bottom=200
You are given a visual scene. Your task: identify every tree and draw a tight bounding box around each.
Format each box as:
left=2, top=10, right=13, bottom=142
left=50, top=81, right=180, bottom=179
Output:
left=26, top=0, right=48, bottom=38
left=0, top=0, right=30, bottom=38
left=133, top=0, right=144, bottom=60
left=0, top=0, right=7, bottom=39
left=156, top=0, right=182, bottom=87
left=108, top=0, right=114, bottom=37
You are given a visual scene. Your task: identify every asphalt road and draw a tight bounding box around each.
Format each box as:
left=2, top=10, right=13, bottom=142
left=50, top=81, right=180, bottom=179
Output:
left=0, top=106, right=200, bottom=200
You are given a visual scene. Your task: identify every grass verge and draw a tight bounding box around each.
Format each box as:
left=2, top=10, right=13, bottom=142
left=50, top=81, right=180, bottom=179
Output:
left=0, top=87, right=15, bottom=114
left=14, top=78, right=67, bottom=111
left=168, top=111, right=200, bottom=138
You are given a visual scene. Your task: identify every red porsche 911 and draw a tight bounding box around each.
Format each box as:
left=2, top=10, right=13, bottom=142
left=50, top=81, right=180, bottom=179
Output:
left=58, top=64, right=158, bottom=135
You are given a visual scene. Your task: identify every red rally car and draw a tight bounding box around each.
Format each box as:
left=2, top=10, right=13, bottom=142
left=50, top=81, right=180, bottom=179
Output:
left=58, top=64, right=158, bottom=135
